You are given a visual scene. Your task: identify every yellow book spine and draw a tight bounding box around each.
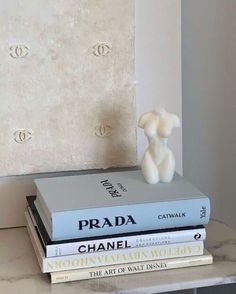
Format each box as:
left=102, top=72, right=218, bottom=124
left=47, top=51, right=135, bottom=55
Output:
left=44, top=240, right=204, bottom=272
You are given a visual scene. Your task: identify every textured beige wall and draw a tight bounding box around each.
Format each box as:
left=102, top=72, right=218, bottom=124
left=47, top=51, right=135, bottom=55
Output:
left=0, top=0, right=136, bottom=176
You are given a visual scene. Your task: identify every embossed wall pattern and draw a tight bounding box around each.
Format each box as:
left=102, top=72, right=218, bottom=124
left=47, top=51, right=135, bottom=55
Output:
left=0, top=0, right=136, bottom=176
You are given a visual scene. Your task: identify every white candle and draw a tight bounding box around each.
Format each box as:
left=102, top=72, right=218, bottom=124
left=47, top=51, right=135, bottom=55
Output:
left=138, top=106, right=181, bottom=184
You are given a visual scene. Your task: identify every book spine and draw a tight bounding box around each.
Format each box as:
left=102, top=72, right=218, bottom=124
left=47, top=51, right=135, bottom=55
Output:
left=52, top=197, right=210, bottom=240
left=46, top=227, right=206, bottom=257
left=43, top=241, right=204, bottom=273
left=25, top=210, right=205, bottom=274
left=50, top=253, right=213, bottom=284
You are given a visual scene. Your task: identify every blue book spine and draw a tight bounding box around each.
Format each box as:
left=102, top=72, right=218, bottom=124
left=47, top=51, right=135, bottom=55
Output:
left=52, top=198, right=210, bottom=241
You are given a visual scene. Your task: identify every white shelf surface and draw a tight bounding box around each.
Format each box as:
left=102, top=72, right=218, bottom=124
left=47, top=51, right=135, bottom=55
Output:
left=0, top=220, right=236, bottom=294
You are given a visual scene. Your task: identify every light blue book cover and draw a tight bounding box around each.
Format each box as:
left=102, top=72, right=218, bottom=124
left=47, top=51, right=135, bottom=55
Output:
left=34, top=170, right=210, bottom=241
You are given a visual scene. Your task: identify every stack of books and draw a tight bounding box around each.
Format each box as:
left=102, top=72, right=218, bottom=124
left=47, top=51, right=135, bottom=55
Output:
left=25, top=170, right=213, bottom=284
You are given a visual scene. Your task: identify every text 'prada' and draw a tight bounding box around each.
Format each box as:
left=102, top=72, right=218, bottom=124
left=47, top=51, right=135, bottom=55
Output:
left=100, top=179, right=122, bottom=197
left=78, top=215, right=136, bottom=230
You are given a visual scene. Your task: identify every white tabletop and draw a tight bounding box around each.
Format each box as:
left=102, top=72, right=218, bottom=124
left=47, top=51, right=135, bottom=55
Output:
left=0, top=220, right=236, bottom=294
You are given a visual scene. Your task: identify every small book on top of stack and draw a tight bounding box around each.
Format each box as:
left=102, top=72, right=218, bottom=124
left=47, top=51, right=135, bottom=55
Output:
left=25, top=170, right=213, bottom=284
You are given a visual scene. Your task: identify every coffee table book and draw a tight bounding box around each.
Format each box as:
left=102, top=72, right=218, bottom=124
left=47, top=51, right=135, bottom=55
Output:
left=25, top=211, right=212, bottom=284
left=33, top=170, right=210, bottom=241
left=50, top=250, right=213, bottom=284
left=27, top=196, right=206, bottom=257
left=25, top=211, right=204, bottom=273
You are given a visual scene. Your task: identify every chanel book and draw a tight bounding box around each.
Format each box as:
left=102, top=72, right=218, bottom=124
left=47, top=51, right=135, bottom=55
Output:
left=27, top=196, right=206, bottom=257
left=34, top=170, right=210, bottom=241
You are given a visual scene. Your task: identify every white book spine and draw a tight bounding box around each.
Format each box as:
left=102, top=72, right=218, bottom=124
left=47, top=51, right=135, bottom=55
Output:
left=50, top=252, right=213, bottom=284
left=46, top=227, right=206, bottom=257
left=42, top=241, right=204, bottom=273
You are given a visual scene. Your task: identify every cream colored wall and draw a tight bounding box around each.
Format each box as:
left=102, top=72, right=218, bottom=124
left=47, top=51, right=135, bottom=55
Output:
left=182, top=0, right=236, bottom=230
left=0, top=0, right=182, bottom=228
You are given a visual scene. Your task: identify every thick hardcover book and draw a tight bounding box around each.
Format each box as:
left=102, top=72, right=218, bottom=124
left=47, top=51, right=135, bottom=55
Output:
left=34, top=170, right=211, bottom=241
left=50, top=251, right=213, bottom=284
left=25, top=211, right=204, bottom=273
left=27, top=196, right=206, bottom=257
